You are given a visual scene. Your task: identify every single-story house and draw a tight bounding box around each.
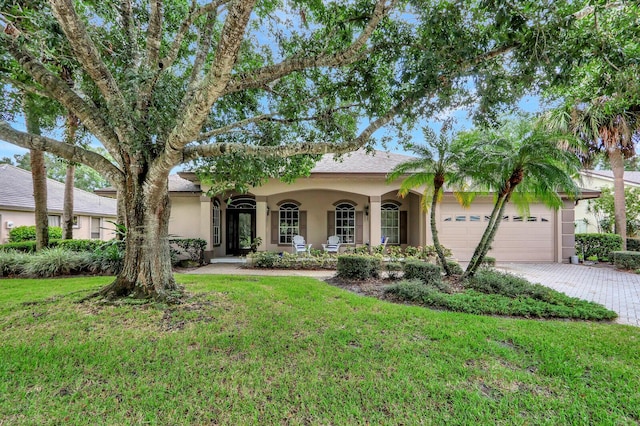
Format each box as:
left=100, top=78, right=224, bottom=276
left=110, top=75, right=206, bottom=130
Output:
left=574, top=170, right=640, bottom=234
left=99, top=150, right=595, bottom=263
left=0, top=164, right=117, bottom=243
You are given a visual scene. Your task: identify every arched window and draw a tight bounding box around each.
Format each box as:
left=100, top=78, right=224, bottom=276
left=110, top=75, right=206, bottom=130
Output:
left=381, top=203, right=400, bottom=244
left=335, top=202, right=356, bottom=244
left=227, top=196, right=256, bottom=209
left=212, top=199, right=221, bottom=246
left=279, top=202, right=299, bottom=244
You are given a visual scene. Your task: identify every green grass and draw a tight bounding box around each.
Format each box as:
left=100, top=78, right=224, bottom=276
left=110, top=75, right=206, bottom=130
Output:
left=1, top=274, right=639, bottom=424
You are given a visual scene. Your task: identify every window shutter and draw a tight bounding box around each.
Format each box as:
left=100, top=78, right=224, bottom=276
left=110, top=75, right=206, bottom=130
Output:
left=271, top=213, right=279, bottom=244
left=400, top=211, right=408, bottom=244
left=327, top=211, right=335, bottom=238
left=356, top=211, right=363, bottom=244
left=300, top=211, right=307, bottom=238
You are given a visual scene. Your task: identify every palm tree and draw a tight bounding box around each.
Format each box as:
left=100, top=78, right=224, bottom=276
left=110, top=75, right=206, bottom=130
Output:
left=542, top=98, right=640, bottom=249
left=458, top=119, right=582, bottom=278
left=387, top=125, right=469, bottom=276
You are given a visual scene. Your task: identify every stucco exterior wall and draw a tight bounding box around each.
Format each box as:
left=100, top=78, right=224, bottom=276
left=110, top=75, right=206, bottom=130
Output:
left=168, top=196, right=202, bottom=239
left=0, top=209, right=117, bottom=243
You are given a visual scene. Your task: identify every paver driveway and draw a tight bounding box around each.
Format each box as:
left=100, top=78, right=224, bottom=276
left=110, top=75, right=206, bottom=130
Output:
left=498, top=263, right=640, bottom=327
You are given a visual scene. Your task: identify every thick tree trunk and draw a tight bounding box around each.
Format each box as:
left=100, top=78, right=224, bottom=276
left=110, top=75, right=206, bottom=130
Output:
left=430, top=180, right=451, bottom=275
left=62, top=163, right=75, bottom=239
left=24, top=97, right=48, bottom=251
left=609, top=148, right=627, bottom=250
left=98, top=177, right=181, bottom=301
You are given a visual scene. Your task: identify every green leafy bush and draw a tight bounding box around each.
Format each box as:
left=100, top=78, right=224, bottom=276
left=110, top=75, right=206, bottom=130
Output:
left=481, top=256, right=496, bottom=267
left=575, top=233, right=623, bottom=262
left=403, top=260, right=447, bottom=290
left=385, top=281, right=617, bottom=320
left=9, top=225, right=62, bottom=242
left=385, top=262, right=403, bottom=280
left=0, top=241, right=37, bottom=253
left=0, top=250, right=28, bottom=276
left=90, top=240, right=125, bottom=274
left=612, top=251, right=640, bottom=270
left=337, top=255, right=380, bottom=279
left=445, top=261, right=464, bottom=275
left=55, top=239, right=103, bottom=252
left=627, top=238, right=640, bottom=252
left=169, top=238, right=207, bottom=265
left=252, top=251, right=281, bottom=268
left=22, top=247, right=92, bottom=277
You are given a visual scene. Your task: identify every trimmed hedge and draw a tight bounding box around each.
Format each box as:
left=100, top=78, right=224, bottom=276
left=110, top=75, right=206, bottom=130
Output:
left=337, top=255, right=380, bottom=280
left=575, top=233, right=623, bottom=261
left=0, top=239, right=104, bottom=253
left=403, top=260, right=449, bottom=292
left=612, top=251, right=640, bottom=270
left=9, top=225, right=62, bottom=242
left=169, top=238, right=207, bottom=265
left=627, top=238, right=640, bottom=252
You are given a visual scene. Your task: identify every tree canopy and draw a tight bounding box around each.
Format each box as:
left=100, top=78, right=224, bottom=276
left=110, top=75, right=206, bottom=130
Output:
left=0, top=0, right=619, bottom=300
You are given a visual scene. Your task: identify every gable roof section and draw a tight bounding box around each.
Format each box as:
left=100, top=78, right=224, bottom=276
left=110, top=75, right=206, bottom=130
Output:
left=0, top=164, right=117, bottom=216
left=581, top=170, right=640, bottom=186
left=310, top=150, right=415, bottom=175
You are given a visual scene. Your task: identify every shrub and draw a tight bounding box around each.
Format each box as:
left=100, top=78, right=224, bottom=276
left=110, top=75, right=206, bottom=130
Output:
left=252, top=251, right=281, bottom=268
left=481, top=256, right=496, bottom=267
left=0, top=241, right=37, bottom=253
left=0, top=250, right=28, bottom=276
left=9, top=225, right=62, bottom=242
left=445, top=261, right=464, bottom=275
left=55, top=239, right=103, bottom=252
left=385, top=262, right=403, bottom=280
left=403, top=260, right=446, bottom=289
left=337, top=255, right=380, bottom=279
left=385, top=281, right=617, bottom=320
left=22, top=247, right=91, bottom=277
left=575, top=233, right=623, bottom=262
left=627, top=238, right=640, bottom=252
left=90, top=240, right=125, bottom=274
left=169, top=238, right=207, bottom=265
left=612, top=251, right=640, bottom=270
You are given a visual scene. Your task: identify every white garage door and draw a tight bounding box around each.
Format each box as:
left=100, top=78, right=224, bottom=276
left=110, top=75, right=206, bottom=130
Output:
left=438, top=203, right=555, bottom=262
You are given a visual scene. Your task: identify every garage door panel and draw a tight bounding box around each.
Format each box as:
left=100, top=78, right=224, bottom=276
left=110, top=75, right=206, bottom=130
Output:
left=438, top=204, right=555, bottom=262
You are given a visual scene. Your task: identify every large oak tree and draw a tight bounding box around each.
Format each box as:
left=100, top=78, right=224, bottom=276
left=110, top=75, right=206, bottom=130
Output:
left=0, top=0, right=589, bottom=300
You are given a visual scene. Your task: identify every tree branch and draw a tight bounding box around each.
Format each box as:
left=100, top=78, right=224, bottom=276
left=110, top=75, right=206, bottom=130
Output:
left=0, top=121, right=124, bottom=186
left=49, top=0, right=130, bottom=131
left=183, top=96, right=416, bottom=163
left=223, top=0, right=394, bottom=96
left=119, top=0, right=140, bottom=66
left=0, top=31, right=123, bottom=161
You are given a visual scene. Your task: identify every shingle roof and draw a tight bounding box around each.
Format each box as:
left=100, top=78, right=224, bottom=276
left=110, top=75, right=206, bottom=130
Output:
left=168, top=174, right=201, bottom=192
left=0, top=164, right=117, bottom=216
left=582, top=170, right=640, bottom=185
left=310, top=150, right=415, bottom=174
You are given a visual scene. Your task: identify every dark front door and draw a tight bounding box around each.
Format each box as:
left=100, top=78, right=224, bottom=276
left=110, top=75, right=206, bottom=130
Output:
left=226, top=210, right=256, bottom=255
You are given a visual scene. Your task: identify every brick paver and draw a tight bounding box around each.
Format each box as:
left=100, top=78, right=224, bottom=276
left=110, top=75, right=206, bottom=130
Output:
left=498, top=263, right=640, bottom=327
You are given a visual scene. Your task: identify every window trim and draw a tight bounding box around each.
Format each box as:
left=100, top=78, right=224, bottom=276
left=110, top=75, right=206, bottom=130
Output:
left=335, top=202, right=356, bottom=245
left=212, top=199, right=221, bottom=246
left=381, top=202, right=400, bottom=245
left=278, top=202, right=300, bottom=244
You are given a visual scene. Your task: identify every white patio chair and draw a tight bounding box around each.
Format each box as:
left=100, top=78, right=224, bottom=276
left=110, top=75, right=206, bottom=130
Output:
left=292, top=235, right=311, bottom=254
left=322, top=235, right=341, bottom=253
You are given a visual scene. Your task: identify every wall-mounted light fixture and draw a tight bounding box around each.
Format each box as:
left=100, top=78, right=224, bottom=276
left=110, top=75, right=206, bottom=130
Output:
left=266, top=206, right=270, bottom=216
left=364, top=204, right=369, bottom=217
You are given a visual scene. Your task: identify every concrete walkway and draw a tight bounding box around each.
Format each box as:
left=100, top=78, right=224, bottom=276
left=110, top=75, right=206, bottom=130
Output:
left=497, top=263, right=640, bottom=327
left=186, top=262, right=640, bottom=327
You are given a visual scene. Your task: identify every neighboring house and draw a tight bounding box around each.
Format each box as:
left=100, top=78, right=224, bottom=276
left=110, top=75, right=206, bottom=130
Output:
left=574, top=170, right=640, bottom=234
left=0, top=164, right=117, bottom=243
left=99, top=150, right=592, bottom=263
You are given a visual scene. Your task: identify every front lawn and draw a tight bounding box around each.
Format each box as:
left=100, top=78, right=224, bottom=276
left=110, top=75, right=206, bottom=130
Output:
left=1, top=275, right=638, bottom=424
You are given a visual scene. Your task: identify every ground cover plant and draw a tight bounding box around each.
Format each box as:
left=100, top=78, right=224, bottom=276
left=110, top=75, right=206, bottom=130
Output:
left=1, top=274, right=638, bottom=424
left=385, top=268, right=617, bottom=320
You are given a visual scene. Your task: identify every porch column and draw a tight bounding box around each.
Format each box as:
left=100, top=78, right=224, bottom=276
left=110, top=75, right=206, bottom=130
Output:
left=255, top=196, right=268, bottom=250
left=199, top=196, right=213, bottom=250
left=369, top=195, right=382, bottom=247
left=559, top=200, right=575, bottom=263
